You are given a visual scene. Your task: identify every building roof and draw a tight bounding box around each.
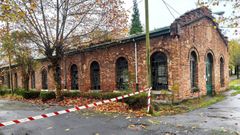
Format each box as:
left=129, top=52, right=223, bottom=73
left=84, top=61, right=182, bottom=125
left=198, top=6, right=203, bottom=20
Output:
left=65, top=26, right=171, bottom=56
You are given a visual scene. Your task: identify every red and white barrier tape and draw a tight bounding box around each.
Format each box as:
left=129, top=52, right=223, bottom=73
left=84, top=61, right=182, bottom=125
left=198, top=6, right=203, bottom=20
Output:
left=147, top=88, right=152, bottom=113
left=0, top=88, right=150, bottom=128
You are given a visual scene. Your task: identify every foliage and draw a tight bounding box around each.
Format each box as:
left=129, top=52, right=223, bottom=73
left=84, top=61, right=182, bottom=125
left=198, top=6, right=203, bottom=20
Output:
left=77, top=92, right=128, bottom=100
left=7, top=0, right=128, bottom=100
left=229, top=79, right=240, bottom=96
left=130, top=0, right=143, bottom=35
left=192, top=86, right=200, bottom=93
left=40, top=91, right=56, bottom=101
left=12, top=31, right=36, bottom=91
left=229, top=40, right=240, bottom=67
left=23, top=90, right=39, bottom=99
left=0, top=89, right=11, bottom=96
left=124, top=93, right=147, bottom=109
left=197, top=0, right=240, bottom=36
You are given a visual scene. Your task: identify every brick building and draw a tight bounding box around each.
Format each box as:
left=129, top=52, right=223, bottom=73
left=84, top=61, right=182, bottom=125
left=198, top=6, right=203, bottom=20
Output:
left=0, top=7, right=229, bottom=101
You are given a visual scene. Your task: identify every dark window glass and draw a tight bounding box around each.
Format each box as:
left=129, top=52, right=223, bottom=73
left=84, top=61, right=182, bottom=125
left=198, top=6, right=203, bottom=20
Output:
left=71, top=64, right=78, bottom=90
left=14, top=73, right=18, bottom=88
left=41, top=69, right=48, bottom=89
left=220, top=58, right=224, bottom=87
left=31, top=71, right=35, bottom=89
left=151, top=52, right=168, bottom=90
left=116, top=57, right=129, bottom=90
left=90, top=61, right=100, bottom=90
left=190, top=51, right=198, bottom=88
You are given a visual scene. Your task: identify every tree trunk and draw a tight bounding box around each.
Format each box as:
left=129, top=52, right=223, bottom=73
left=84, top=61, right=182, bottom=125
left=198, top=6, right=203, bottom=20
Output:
left=237, top=65, right=239, bottom=79
left=23, top=75, right=29, bottom=91
left=52, top=63, right=63, bottom=101
left=8, top=55, right=14, bottom=94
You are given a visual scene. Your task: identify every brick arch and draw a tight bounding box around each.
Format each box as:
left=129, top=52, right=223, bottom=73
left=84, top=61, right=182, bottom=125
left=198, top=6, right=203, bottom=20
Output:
left=188, top=47, right=200, bottom=62
left=114, top=54, right=130, bottom=64
left=205, top=49, right=215, bottom=63
left=88, top=59, right=102, bottom=69
left=219, top=55, right=225, bottom=64
left=150, top=47, right=170, bottom=63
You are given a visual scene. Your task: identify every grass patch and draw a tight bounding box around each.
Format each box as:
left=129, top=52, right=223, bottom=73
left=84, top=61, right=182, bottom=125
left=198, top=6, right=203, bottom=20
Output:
left=229, top=79, right=240, bottom=87
left=153, top=94, right=225, bottom=116
left=229, top=79, right=240, bottom=96
left=231, top=91, right=240, bottom=96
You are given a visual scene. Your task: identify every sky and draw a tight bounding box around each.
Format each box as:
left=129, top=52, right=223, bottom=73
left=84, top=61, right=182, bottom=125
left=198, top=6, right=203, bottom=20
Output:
left=123, top=0, right=237, bottom=39
left=124, top=0, right=197, bottom=30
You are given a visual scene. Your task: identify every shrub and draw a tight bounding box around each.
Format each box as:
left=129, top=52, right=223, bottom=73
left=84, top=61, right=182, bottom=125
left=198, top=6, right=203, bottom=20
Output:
left=124, top=93, right=148, bottom=109
left=63, top=91, right=80, bottom=98
left=0, top=90, right=11, bottom=96
left=78, top=92, right=128, bottom=99
left=22, top=91, right=40, bottom=99
left=40, top=91, right=56, bottom=101
left=15, top=89, right=25, bottom=96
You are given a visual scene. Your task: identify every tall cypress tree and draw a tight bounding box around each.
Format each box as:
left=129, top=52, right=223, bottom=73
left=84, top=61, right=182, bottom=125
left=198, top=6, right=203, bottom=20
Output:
left=130, top=0, right=143, bottom=35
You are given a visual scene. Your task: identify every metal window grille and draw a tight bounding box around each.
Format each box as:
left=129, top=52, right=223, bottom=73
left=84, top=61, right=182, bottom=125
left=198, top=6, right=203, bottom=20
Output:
left=116, top=57, right=129, bottom=90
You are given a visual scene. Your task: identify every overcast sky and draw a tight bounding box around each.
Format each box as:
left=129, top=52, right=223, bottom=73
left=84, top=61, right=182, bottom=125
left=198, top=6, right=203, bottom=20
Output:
left=123, top=0, right=237, bottom=39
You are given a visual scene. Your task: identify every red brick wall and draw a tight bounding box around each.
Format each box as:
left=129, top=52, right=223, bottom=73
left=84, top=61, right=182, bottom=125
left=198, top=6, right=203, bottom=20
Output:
left=0, top=7, right=229, bottom=101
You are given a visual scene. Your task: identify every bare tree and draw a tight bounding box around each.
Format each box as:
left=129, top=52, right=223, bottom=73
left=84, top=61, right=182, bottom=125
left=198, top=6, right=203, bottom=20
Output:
left=11, top=0, right=128, bottom=101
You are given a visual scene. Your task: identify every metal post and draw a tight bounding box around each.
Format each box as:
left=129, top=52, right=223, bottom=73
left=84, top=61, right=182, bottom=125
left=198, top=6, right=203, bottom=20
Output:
left=145, top=0, right=151, bottom=88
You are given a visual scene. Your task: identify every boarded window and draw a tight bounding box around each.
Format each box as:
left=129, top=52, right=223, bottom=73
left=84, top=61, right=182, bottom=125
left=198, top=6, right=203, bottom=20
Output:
left=90, top=61, right=100, bottom=90
left=71, top=64, right=78, bottom=90
left=116, top=57, right=129, bottom=90
left=151, top=52, right=168, bottom=90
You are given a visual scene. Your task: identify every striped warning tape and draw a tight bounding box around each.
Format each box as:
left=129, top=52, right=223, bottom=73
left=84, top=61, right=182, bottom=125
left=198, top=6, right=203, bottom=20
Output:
left=0, top=88, right=150, bottom=128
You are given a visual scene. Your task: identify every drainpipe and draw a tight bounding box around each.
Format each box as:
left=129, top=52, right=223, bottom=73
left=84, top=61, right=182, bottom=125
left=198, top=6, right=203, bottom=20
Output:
left=133, top=39, right=139, bottom=91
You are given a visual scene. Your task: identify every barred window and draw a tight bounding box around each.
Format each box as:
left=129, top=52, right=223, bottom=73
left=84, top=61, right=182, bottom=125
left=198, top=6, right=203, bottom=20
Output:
left=71, top=64, right=78, bottom=90
left=151, top=52, right=168, bottom=90
left=90, top=61, right=100, bottom=90
left=190, top=51, right=198, bottom=88
left=116, top=57, right=129, bottom=90
left=14, top=73, right=18, bottom=88
left=220, top=58, right=224, bottom=87
left=31, top=71, right=35, bottom=89
left=41, top=69, right=48, bottom=89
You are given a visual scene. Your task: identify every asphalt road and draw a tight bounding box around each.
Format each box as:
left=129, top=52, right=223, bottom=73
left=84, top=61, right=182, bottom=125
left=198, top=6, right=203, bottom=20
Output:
left=0, top=90, right=240, bottom=135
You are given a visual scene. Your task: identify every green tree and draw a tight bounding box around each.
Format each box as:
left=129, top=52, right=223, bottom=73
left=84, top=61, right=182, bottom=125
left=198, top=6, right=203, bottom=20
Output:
left=130, top=0, right=143, bottom=35
left=11, top=31, right=36, bottom=91
left=229, top=40, right=240, bottom=78
left=0, top=0, right=24, bottom=94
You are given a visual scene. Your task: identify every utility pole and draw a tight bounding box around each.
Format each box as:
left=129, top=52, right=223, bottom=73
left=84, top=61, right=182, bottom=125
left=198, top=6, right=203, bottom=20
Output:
left=145, top=0, right=151, bottom=88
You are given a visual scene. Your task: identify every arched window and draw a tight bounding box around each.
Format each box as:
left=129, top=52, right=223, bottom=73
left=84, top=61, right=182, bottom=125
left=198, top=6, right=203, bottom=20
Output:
left=56, top=66, right=61, bottom=85
left=41, top=69, right=48, bottom=89
left=90, top=61, right=100, bottom=90
left=116, top=57, right=129, bottom=90
left=151, top=52, right=168, bottom=90
left=71, top=64, right=78, bottom=90
left=14, top=73, right=18, bottom=88
left=220, top=58, right=224, bottom=87
left=31, top=71, right=35, bottom=89
left=190, top=51, right=198, bottom=89
left=6, top=72, right=10, bottom=88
